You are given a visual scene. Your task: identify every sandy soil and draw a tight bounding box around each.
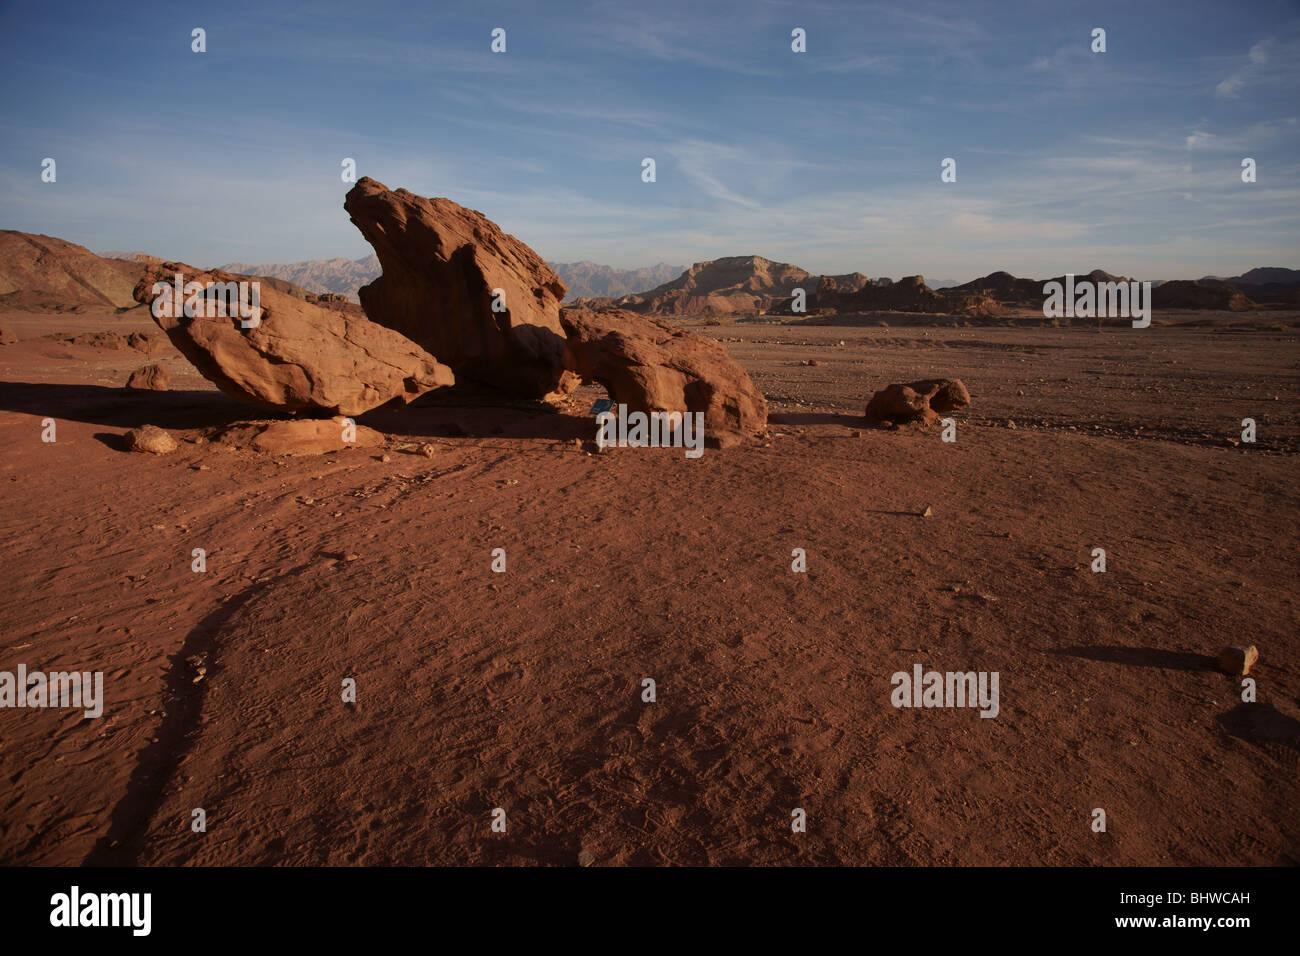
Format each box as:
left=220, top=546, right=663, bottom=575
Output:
left=1, top=305, right=1297, bottom=866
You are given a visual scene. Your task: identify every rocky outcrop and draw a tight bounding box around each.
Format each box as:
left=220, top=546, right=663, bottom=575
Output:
left=769, top=275, right=998, bottom=317
left=585, top=255, right=828, bottom=316
left=344, top=177, right=570, bottom=399
left=559, top=307, right=768, bottom=446
left=132, top=261, right=454, bottom=416
left=865, top=378, right=971, bottom=426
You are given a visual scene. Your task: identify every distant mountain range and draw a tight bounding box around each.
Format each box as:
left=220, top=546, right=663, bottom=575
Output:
left=576, top=258, right=1300, bottom=317
left=218, top=255, right=380, bottom=302
left=165, top=256, right=686, bottom=303
left=548, top=261, right=685, bottom=300
left=11, top=237, right=1281, bottom=317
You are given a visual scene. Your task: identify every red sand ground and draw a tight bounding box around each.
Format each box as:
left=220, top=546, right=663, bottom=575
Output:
left=1, top=306, right=1297, bottom=866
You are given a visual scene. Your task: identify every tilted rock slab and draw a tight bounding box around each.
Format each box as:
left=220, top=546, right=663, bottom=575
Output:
left=559, top=307, right=768, bottom=447
left=344, top=178, right=570, bottom=399
left=133, top=261, right=454, bottom=416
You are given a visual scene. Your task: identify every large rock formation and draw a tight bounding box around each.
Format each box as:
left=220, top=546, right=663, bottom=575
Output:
left=132, top=261, right=454, bottom=416
left=344, top=177, right=570, bottom=399
left=559, top=307, right=768, bottom=446
left=865, top=379, right=971, bottom=426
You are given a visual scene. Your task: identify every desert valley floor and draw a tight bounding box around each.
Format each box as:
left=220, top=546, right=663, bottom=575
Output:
left=1, top=306, right=1297, bottom=866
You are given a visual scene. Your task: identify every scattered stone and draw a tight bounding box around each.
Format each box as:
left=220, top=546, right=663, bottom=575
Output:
left=126, top=363, right=170, bottom=391
left=71, top=331, right=125, bottom=349
left=419, top=443, right=436, bottom=458
left=921, top=505, right=933, bottom=518
left=1218, top=644, right=1259, bottom=677
left=0, top=323, right=16, bottom=345
left=380, top=454, right=391, bottom=463
left=124, top=424, right=177, bottom=454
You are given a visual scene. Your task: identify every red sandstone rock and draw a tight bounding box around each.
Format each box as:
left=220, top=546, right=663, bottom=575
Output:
left=124, top=424, right=177, bottom=454
left=344, top=178, right=570, bottom=399
left=126, top=363, right=169, bottom=391
left=132, top=261, right=454, bottom=416
left=214, top=419, right=385, bottom=456
left=865, top=378, right=971, bottom=426
left=559, top=307, right=768, bottom=446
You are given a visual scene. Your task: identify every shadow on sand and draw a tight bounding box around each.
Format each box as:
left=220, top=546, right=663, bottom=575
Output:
left=1050, top=645, right=1218, bottom=672
left=769, top=411, right=863, bottom=428
left=0, top=380, right=600, bottom=444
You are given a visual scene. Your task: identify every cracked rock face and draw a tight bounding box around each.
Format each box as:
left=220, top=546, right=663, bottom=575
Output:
left=344, top=178, right=571, bottom=400
left=559, top=307, right=769, bottom=446
left=133, top=262, right=454, bottom=416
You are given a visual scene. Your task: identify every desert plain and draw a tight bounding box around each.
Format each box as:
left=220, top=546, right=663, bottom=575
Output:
left=1, top=294, right=1296, bottom=866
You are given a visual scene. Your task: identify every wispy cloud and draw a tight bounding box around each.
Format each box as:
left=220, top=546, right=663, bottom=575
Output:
left=1216, top=38, right=1273, bottom=97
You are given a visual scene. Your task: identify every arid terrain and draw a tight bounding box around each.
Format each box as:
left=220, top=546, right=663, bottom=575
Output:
left=1, top=300, right=1296, bottom=866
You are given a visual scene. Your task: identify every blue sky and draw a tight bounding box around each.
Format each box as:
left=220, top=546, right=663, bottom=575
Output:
left=1, top=0, right=1297, bottom=280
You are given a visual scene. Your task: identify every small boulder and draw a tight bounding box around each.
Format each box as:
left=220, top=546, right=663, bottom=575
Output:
left=866, top=378, right=971, bottom=426
left=124, top=424, right=178, bottom=454
left=126, top=363, right=170, bottom=391
left=559, top=307, right=768, bottom=447
left=1218, top=644, right=1259, bottom=677
left=0, top=323, right=17, bottom=345
left=127, top=330, right=161, bottom=353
